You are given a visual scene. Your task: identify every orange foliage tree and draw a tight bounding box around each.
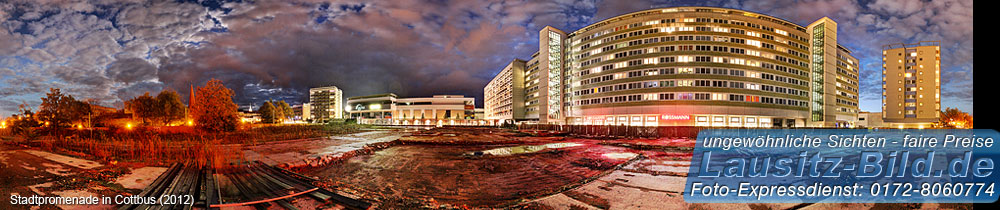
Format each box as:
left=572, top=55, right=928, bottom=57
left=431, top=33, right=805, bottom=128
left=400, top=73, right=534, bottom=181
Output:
left=190, top=79, right=239, bottom=132
left=939, top=107, right=973, bottom=128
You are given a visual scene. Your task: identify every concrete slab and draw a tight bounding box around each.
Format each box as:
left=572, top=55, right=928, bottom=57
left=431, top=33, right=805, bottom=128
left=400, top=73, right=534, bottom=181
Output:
left=23, top=150, right=102, bottom=169
left=243, top=130, right=409, bottom=166
left=116, top=167, right=168, bottom=190
left=40, top=163, right=73, bottom=176
left=27, top=182, right=53, bottom=195
left=532, top=193, right=602, bottom=210
left=601, top=171, right=686, bottom=193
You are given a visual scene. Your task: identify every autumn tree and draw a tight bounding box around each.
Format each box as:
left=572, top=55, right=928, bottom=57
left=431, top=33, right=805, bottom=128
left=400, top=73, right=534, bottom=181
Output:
left=124, top=92, right=158, bottom=125
left=258, top=101, right=281, bottom=124
left=10, top=103, right=41, bottom=136
left=939, top=108, right=973, bottom=128
left=275, top=100, right=294, bottom=121
left=37, top=88, right=91, bottom=127
left=156, top=90, right=187, bottom=125
left=190, top=79, right=239, bottom=132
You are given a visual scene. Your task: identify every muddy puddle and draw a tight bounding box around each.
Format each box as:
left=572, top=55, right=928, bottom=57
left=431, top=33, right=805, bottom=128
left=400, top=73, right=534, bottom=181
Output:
left=466, top=142, right=584, bottom=156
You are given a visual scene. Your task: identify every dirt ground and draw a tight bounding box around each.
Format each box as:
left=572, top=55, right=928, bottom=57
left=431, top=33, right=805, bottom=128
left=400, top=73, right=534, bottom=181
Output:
left=244, top=129, right=410, bottom=167
left=4, top=127, right=979, bottom=210
left=300, top=129, right=649, bottom=209
left=0, top=144, right=130, bottom=210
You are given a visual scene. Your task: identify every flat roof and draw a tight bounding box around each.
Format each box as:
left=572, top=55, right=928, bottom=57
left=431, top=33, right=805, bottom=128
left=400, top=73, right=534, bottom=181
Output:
left=882, top=41, right=940, bottom=50
left=569, top=6, right=810, bottom=36
left=347, top=93, right=398, bottom=100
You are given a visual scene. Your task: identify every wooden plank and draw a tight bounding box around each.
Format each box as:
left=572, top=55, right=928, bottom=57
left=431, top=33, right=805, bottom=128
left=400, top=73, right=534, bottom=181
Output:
left=120, top=163, right=182, bottom=210
left=253, top=163, right=332, bottom=201
left=156, top=163, right=194, bottom=210
left=242, top=165, right=309, bottom=210
left=225, top=168, right=271, bottom=210
left=204, top=168, right=220, bottom=210
left=141, top=162, right=188, bottom=210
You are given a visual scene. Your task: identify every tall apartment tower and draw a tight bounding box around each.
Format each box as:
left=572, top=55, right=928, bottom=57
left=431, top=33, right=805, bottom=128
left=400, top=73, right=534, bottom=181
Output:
left=882, top=41, right=941, bottom=128
left=484, top=59, right=526, bottom=123
left=485, top=7, right=861, bottom=127
left=309, top=86, right=343, bottom=123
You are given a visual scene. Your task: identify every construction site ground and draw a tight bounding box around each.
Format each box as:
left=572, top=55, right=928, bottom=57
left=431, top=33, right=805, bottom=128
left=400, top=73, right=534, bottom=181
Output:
left=2, top=127, right=974, bottom=210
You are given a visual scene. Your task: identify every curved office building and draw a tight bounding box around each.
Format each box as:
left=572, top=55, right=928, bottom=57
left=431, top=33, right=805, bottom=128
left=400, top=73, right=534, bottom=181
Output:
left=485, top=7, right=860, bottom=127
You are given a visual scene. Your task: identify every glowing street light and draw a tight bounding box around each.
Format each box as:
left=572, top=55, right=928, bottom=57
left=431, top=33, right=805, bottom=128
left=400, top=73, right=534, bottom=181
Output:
left=126, top=123, right=133, bottom=129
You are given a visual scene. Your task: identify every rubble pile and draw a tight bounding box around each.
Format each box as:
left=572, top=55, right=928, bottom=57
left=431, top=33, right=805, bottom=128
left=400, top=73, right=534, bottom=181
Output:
left=280, top=140, right=401, bottom=169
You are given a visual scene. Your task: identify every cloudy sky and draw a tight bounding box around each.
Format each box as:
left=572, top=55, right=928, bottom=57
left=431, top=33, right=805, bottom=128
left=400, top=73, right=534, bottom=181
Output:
left=0, top=0, right=973, bottom=117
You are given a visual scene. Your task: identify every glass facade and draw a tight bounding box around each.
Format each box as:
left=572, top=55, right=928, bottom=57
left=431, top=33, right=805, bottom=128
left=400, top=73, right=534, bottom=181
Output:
left=810, top=23, right=825, bottom=122
left=547, top=31, right=563, bottom=120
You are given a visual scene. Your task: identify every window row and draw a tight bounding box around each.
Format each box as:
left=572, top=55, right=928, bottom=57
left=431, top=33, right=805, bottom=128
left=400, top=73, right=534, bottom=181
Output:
left=574, top=78, right=806, bottom=97
left=573, top=92, right=808, bottom=108
left=578, top=55, right=807, bottom=85
left=836, top=98, right=858, bottom=107
left=579, top=17, right=808, bottom=49
left=581, top=34, right=808, bottom=61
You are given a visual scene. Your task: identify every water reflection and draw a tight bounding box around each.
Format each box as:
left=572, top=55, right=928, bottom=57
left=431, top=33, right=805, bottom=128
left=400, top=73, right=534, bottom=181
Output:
left=467, top=142, right=584, bottom=156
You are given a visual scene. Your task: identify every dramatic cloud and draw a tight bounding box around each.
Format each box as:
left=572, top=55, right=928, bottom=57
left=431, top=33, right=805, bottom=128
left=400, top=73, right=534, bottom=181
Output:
left=718, top=0, right=973, bottom=113
left=0, top=0, right=974, bottom=117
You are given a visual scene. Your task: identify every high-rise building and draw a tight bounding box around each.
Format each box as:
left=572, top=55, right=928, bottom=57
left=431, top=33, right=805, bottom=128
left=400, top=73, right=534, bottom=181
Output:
left=484, top=6, right=861, bottom=127
left=484, top=59, right=526, bottom=123
left=881, top=41, right=941, bottom=128
left=308, top=86, right=343, bottom=123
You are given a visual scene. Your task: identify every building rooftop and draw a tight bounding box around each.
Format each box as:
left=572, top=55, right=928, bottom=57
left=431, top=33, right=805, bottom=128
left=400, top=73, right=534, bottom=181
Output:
left=347, top=93, right=398, bottom=100
left=882, top=41, right=940, bottom=50
left=570, top=6, right=810, bottom=36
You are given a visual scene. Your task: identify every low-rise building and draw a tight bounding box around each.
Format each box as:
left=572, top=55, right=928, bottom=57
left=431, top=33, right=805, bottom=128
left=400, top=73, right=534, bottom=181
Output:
left=857, top=112, right=884, bottom=128
left=301, top=103, right=311, bottom=122
left=239, top=111, right=261, bottom=124
left=347, top=94, right=485, bottom=126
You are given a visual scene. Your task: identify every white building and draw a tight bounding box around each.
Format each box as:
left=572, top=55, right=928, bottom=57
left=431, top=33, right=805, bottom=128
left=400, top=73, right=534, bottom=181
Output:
left=347, top=93, right=486, bottom=126
left=309, top=86, right=343, bottom=123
